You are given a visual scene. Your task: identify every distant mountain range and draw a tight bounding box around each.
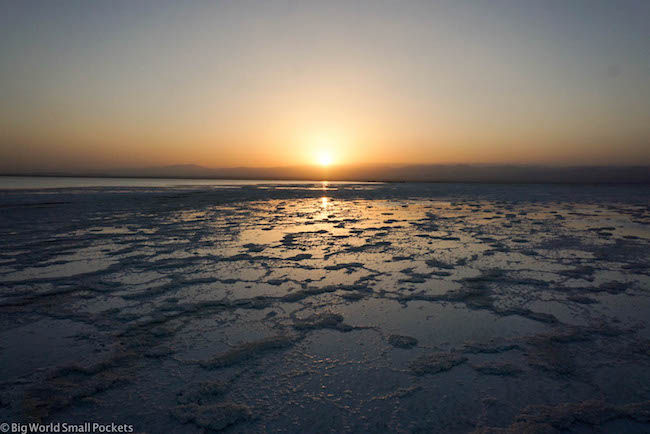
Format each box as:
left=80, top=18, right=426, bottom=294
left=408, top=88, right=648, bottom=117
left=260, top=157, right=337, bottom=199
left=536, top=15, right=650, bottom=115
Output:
left=3, top=163, right=649, bottom=184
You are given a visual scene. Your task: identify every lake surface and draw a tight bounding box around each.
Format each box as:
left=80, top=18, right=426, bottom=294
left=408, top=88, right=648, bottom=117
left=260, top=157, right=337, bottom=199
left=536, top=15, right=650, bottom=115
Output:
left=0, top=176, right=364, bottom=189
left=0, top=181, right=649, bottom=432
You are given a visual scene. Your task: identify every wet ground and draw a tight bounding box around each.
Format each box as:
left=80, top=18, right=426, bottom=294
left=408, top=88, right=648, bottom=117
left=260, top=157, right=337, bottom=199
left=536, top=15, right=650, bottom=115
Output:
left=0, top=182, right=649, bottom=433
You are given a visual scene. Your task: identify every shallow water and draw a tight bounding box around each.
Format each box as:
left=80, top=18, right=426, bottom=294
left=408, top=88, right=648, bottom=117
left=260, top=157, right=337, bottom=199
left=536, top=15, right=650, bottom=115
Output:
left=0, top=176, right=372, bottom=190
left=0, top=182, right=649, bottom=432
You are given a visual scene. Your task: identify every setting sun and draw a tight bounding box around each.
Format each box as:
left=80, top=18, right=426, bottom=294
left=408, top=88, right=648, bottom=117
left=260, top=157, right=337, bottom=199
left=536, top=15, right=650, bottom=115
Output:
left=308, top=133, right=343, bottom=167
left=317, top=151, right=333, bottom=167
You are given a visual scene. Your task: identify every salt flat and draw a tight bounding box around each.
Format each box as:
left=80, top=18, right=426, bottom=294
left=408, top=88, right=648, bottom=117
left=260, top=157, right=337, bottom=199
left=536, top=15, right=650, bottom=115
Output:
left=0, top=182, right=649, bottom=433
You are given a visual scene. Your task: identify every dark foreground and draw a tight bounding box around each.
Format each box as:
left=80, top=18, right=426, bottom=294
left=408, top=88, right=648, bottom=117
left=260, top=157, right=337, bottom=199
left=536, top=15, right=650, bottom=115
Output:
left=1, top=182, right=649, bottom=433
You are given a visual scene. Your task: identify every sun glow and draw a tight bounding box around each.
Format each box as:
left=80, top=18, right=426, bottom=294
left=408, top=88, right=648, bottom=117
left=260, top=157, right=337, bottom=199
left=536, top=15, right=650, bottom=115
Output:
left=305, top=131, right=345, bottom=167
left=317, top=151, right=333, bottom=166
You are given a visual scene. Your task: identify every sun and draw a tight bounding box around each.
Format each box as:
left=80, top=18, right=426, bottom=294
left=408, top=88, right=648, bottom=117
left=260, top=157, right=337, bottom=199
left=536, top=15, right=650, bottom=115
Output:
left=316, top=151, right=333, bottom=167
left=304, top=131, right=345, bottom=166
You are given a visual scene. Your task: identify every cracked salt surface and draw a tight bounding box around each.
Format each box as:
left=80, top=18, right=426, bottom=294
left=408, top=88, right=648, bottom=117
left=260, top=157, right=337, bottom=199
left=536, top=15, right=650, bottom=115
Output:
left=0, top=182, right=649, bottom=432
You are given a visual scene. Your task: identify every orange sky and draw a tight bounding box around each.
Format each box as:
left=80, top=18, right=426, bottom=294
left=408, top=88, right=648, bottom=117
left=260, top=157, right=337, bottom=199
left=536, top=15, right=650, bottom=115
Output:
left=1, top=1, right=649, bottom=172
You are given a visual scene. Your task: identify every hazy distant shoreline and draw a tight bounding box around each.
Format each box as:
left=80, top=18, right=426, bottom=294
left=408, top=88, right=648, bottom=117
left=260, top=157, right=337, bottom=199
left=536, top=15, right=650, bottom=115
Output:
left=1, top=163, right=649, bottom=184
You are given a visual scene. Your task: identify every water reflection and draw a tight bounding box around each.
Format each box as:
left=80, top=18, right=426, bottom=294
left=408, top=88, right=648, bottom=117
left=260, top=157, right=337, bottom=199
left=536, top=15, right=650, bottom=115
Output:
left=3, top=186, right=650, bottom=432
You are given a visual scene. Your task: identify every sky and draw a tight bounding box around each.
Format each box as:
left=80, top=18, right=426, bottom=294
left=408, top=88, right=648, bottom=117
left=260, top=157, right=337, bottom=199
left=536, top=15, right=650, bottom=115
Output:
left=1, top=0, right=649, bottom=173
